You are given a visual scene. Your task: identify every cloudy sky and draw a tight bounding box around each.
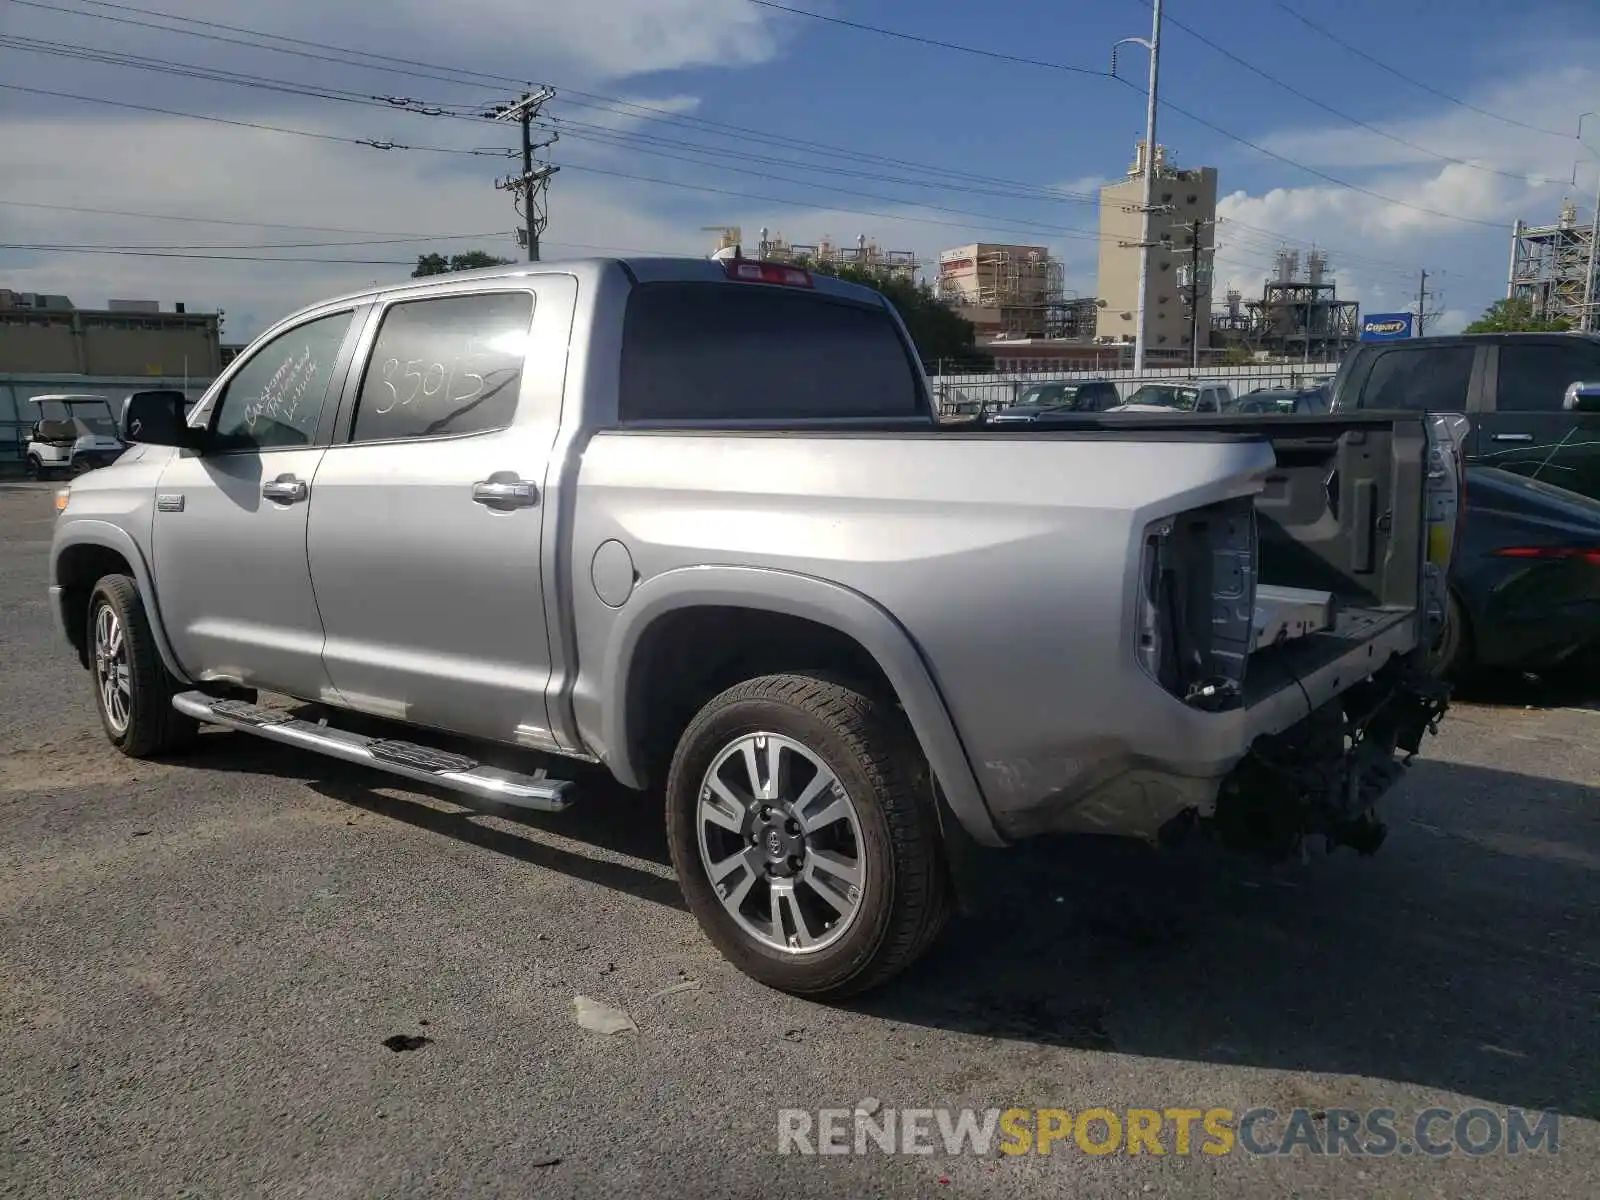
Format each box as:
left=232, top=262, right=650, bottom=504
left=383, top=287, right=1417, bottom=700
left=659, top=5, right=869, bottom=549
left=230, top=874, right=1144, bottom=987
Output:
left=1, top=0, right=1596, bottom=340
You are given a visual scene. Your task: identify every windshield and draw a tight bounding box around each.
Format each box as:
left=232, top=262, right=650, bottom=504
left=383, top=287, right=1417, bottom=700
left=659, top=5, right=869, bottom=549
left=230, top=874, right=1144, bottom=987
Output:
left=1016, top=384, right=1080, bottom=410
left=1126, top=384, right=1199, bottom=411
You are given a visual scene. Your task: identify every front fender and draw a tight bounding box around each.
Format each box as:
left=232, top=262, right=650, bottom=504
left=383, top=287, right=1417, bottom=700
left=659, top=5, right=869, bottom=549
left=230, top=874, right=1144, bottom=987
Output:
left=599, top=564, right=1005, bottom=848
left=50, top=519, right=191, bottom=684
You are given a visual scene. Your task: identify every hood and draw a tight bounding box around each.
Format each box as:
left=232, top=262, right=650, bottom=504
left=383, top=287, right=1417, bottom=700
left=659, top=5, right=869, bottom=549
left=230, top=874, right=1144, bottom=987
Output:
left=1106, top=403, right=1186, bottom=414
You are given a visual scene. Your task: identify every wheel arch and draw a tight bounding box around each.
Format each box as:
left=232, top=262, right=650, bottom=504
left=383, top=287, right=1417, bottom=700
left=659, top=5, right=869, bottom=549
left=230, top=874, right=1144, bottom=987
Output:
left=600, top=566, right=1004, bottom=847
left=52, top=522, right=190, bottom=682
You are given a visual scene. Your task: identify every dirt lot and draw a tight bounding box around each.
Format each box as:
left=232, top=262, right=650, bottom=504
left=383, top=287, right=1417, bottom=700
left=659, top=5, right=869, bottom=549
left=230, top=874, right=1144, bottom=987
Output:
left=2, top=480, right=1597, bottom=1198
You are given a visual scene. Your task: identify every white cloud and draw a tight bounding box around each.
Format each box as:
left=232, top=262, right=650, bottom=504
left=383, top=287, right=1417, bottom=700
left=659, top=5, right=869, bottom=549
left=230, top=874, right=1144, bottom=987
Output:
left=1206, top=53, right=1600, bottom=325
left=0, top=113, right=706, bottom=338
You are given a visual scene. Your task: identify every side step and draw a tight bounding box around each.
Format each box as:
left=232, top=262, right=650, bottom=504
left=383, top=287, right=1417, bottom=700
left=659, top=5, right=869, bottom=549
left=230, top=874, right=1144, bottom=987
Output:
left=172, top=691, right=575, bottom=812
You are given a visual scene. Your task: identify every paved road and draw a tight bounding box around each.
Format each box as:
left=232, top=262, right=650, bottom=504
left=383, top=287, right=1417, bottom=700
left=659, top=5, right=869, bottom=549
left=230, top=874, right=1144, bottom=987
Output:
left=2, top=481, right=1596, bottom=1198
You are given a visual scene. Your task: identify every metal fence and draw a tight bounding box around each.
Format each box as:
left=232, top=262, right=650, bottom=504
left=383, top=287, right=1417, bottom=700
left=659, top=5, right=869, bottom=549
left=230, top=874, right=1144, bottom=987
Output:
left=928, top=362, right=1343, bottom=416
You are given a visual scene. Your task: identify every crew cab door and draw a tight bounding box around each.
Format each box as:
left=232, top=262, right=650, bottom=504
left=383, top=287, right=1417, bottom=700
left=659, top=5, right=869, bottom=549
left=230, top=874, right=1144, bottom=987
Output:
left=151, top=307, right=361, bottom=696
left=305, top=278, right=576, bottom=745
left=1479, top=338, right=1600, bottom=501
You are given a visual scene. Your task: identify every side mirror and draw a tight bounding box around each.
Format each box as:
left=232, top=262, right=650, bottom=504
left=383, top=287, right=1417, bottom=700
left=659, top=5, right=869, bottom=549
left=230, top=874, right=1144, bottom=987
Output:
left=122, top=390, right=194, bottom=448
left=1563, top=381, right=1600, bottom=413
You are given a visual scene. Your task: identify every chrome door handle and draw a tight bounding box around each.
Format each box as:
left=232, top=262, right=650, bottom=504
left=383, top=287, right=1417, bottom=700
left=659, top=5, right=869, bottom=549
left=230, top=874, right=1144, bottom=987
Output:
left=262, top=475, right=308, bottom=503
left=471, top=477, right=539, bottom=509
left=1491, top=432, right=1534, bottom=443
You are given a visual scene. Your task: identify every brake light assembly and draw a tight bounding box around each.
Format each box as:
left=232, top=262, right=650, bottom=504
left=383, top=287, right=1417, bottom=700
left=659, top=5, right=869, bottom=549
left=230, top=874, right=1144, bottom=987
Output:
left=1492, top=545, right=1600, bottom=566
left=722, top=260, right=814, bottom=289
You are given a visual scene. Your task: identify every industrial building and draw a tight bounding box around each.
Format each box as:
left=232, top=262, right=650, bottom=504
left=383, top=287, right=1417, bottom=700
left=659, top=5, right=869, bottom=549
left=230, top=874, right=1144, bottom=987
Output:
left=704, top=227, right=921, bottom=281
left=1210, top=249, right=1361, bottom=360
left=1094, top=142, right=1218, bottom=357
left=0, top=290, right=223, bottom=377
left=934, top=243, right=1069, bottom=338
left=1508, top=201, right=1599, bottom=331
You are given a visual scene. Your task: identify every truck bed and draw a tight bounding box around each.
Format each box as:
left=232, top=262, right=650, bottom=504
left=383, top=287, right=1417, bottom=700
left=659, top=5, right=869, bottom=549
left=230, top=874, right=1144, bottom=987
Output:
left=568, top=411, right=1440, bottom=843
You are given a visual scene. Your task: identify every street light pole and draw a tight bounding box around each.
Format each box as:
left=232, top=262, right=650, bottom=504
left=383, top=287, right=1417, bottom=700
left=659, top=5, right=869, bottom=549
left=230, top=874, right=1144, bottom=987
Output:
left=1114, top=0, right=1163, bottom=375
left=1579, top=113, right=1598, bottom=333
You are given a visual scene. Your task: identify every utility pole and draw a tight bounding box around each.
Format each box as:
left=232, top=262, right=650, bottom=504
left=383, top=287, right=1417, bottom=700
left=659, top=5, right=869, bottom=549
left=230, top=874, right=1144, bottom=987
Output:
left=1113, top=0, right=1163, bottom=374
left=1416, top=269, right=1431, bottom=336
left=1182, top=218, right=1213, bottom=371
left=489, top=87, right=558, bottom=262
left=1579, top=113, right=1598, bottom=333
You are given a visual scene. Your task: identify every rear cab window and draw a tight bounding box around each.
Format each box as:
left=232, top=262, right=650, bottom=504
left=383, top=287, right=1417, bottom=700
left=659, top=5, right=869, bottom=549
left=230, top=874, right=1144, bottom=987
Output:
left=618, top=282, right=928, bottom=422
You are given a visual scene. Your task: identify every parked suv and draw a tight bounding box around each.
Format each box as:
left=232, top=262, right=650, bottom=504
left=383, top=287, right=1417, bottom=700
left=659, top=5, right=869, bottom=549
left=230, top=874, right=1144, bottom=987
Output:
left=986, top=379, right=1120, bottom=422
left=1330, top=332, right=1600, bottom=501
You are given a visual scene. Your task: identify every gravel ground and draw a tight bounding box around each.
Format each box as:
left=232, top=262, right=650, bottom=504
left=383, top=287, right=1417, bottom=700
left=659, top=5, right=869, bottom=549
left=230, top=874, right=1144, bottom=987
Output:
left=2, top=480, right=1596, bottom=1198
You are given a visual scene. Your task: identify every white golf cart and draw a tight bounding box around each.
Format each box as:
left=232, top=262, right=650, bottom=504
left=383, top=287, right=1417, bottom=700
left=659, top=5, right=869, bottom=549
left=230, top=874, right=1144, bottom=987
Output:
left=24, top=394, right=126, bottom=479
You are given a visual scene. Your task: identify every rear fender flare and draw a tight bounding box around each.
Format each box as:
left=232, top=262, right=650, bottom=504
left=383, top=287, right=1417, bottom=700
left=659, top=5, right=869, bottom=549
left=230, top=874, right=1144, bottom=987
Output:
left=602, top=565, right=1005, bottom=847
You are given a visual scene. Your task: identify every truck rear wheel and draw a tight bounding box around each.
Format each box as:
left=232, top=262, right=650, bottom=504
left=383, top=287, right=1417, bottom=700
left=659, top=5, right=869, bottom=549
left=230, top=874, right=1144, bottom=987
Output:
left=87, top=575, right=198, bottom=758
left=665, top=673, right=949, bottom=999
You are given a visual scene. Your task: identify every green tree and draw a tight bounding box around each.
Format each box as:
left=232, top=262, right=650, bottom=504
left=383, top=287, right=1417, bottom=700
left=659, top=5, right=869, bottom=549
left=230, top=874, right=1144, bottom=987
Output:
left=798, top=260, right=991, bottom=369
left=412, top=250, right=515, bottom=277
left=1462, top=298, right=1572, bottom=334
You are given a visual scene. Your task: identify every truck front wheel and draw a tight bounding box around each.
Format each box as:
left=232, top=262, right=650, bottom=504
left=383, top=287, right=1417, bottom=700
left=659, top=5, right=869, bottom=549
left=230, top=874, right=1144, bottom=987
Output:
left=665, top=673, right=950, bottom=999
left=86, top=575, right=198, bottom=758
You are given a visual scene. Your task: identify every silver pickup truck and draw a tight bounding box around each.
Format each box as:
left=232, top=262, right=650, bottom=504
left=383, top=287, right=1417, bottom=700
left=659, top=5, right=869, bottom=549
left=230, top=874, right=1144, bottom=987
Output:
left=50, top=257, right=1464, bottom=997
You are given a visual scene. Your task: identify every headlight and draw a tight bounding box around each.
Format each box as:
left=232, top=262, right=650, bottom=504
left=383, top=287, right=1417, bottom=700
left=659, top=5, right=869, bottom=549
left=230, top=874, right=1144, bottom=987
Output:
left=54, top=486, right=70, bottom=514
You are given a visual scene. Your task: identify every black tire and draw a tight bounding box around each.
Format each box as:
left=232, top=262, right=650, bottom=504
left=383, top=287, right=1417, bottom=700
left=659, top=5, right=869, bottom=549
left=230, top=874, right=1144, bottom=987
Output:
left=86, top=574, right=198, bottom=758
left=1427, top=590, right=1472, bottom=680
left=24, top=454, right=43, bottom=481
left=665, top=673, right=950, bottom=999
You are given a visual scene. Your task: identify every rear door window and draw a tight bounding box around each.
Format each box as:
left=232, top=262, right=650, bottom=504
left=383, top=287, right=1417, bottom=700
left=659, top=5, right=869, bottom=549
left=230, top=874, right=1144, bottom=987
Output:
left=619, top=282, right=924, bottom=421
left=1495, top=340, right=1600, bottom=411
left=351, top=292, right=534, bottom=442
left=1358, top=345, right=1474, bottom=411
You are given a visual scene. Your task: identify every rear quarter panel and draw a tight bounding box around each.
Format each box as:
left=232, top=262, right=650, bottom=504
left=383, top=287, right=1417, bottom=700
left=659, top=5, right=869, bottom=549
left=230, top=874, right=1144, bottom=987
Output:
left=568, top=429, right=1278, bottom=839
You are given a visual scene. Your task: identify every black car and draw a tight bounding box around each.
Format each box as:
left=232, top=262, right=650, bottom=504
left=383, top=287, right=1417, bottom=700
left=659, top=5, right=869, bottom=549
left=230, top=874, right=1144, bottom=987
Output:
left=987, top=379, right=1121, bottom=423
left=1432, top=467, right=1600, bottom=678
left=1330, top=332, right=1600, bottom=501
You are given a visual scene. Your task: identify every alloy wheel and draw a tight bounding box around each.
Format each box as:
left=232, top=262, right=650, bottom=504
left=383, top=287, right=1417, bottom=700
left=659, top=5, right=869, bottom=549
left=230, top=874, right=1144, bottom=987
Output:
left=695, top=732, right=867, bottom=955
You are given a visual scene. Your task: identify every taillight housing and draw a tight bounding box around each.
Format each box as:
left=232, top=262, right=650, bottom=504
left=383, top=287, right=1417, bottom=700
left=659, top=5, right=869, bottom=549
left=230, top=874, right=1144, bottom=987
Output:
left=722, top=260, right=814, bottom=288
left=1134, top=497, right=1257, bottom=710
left=1493, top=546, right=1600, bottom=566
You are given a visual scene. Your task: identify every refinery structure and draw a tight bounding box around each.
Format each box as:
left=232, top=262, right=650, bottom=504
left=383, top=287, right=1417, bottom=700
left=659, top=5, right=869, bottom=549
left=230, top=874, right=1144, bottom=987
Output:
left=702, top=226, right=920, bottom=281
left=1211, top=249, right=1361, bottom=360
left=1508, top=201, right=1599, bottom=331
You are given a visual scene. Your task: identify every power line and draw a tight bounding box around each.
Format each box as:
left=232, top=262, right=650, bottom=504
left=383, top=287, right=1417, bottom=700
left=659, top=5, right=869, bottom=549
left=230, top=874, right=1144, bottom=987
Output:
left=0, top=244, right=421, bottom=264
left=541, top=121, right=1108, bottom=242
left=0, top=198, right=456, bottom=236
left=554, top=163, right=1119, bottom=244
left=1112, top=74, right=1508, bottom=230
left=745, top=0, right=1111, bottom=77
left=0, top=82, right=508, bottom=157
left=7, top=0, right=530, bottom=91
left=1271, top=2, right=1572, bottom=140
left=9, top=0, right=1517, bottom=266
left=1153, top=2, right=1571, bottom=185
left=0, top=232, right=511, bottom=251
